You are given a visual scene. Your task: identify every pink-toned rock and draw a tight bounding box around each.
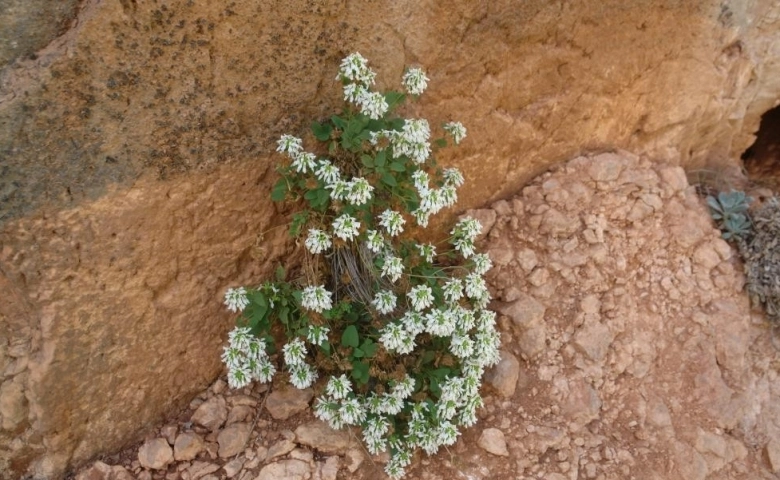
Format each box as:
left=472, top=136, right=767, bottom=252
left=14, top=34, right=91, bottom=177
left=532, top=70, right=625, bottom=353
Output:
left=192, top=397, right=228, bottom=431
left=174, top=432, right=205, bottom=461
left=265, top=387, right=313, bottom=420
left=256, top=459, right=311, bottom=480
left=217, top=423, right=252, bottom=458
left=485, top=350, right=520, bottom=397
left=138, top=438, right=173, bottom=470
left=478, top=428, right=509, bottom=456
left=294, top=420, right=356, bottom=455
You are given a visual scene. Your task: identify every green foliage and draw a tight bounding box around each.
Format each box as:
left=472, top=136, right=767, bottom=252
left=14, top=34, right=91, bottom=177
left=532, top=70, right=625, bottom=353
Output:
left=706, top=190, right=753, bottom=240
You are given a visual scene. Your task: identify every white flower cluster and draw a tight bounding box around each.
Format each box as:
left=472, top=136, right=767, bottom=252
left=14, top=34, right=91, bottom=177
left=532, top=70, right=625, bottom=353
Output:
left=224, top=287, right=249, bottom=313
left=300, top=285, right=333, bottom=313
left=337, top=52, right=388, bottom=120
left=402, top=67, right=429, bottom=96
left=222, top=326, right=275, bottom=389
left=443, top=121, right=467, bottom=145
left=283, top=337, right=318, bottom=389
left=450, top=217, right=482, bottom=259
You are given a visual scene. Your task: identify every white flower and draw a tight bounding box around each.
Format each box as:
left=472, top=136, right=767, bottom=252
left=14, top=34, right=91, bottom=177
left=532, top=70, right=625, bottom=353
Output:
left=326, top=374, right=352, bottom=400
left=408, top=284, right=434, bottom=311
left=402, top=67, right=429, bottom=95
left=289, top=362, right=318, bottom=389
left=379, top=393, right=404, bottom=415
left=292, top=152, right=317, bottom=174
left=441, top=185, right=457, bottom=208
left=472, top=253, right=493, bottom=275
left=416, top=243, right=436, bottom=263
left=315, top=159, right=341, bottom=185
left=253, top=358, right=276, bottom=383
left=379, top=322, right=411, bottom=353
left=314, top=396, right=338, bottom=422
left=224, top=287, right=249, bottom=313
left=458, top=395, right=482, bottom=427
left=227, top=364, right=251, bottom=389
left=339, top=397, right=367, bottom=425
left=477, top=309, right=496, bottom=329
left=401, top=311, right=425, bottom=336
left=378, top=209, right=405, bottom=237
left=411, top=169, right=430, bottom=194
left=412, top=208, right=430, bottom=227
left=442, top=278, right=463, bottom=303
left=283, top=338, right=307, bottom=367
left=385, top=449, right=412, bottom=479
left=337, top=52, right=376, bottom=85
left=365, top=229, right=386, bottom=253
left=451, top=217, right=482, bottom=242
left=456, top=307, right=476, bottom=331
left=426, top=308, right=457, bottom=337
left=453, top=236, right=475, bottom=259
left=364, top=416, right=390, bottom=448
left=464, top=273, right=488, bottom=301
left=222, top=347, right=243, bottom=370
left=327, top=179, right=350, bottom=201
left=443, top=121, right=467, bottom=144
left=245, top=337, right=267, bottom=361
left=332, top=214, right=361, bottom=241
left=343, top=83, right=365, bottom=103
left=420, top=188, right=444, bottom=215
left=306, top=325, right=330, bottom=346
left=391, top=375, right=416, bottom=400
left=305, top=229, right=332, bottom=254
left=346, top=177, right=374, bottom=205
left=389, top=119, right=430, bottom=164
left=227, top=326, right=253, bottom=351
left=450, top=332, right=475, bottom=358
left=357, top=90, right=389, bottom=120
left=372, top=290, right=397, bottom=315
left=473, top=329, right=502, bottom=367
left=435, top=420, right=459, bottom=446
left=276, top=134, right=303, bottom=157
left=300, top=285, right=333, bottom=313
left=381, top=254, right=404, bottom=283
left=443, top=167, right=465, bottom=187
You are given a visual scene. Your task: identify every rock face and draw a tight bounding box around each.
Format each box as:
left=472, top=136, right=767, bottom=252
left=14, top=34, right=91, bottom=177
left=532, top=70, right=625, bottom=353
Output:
left=3, top=0, right=780, bottom=478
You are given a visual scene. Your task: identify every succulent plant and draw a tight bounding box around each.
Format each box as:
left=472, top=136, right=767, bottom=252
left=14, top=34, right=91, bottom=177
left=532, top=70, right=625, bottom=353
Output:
left=706, top=190, right=753, bottom=240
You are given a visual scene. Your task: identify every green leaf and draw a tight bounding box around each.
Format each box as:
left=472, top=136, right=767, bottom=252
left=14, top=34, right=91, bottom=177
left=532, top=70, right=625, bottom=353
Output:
left=289, top=211, right=308, bottom=237
left=360, top=339, right=377, bottom=357
left=352, top=347, right=365, bottom=358
left=278, top=306, right=290, bottom=325
left=271, top=178, right=288, bottom=202
left=381, top=173, right=397, bottom=186
left=389, top=161, right=405, bottom=172
left=384, top=91, right=406, bottom=110
left=351, top=360, right=370, bottom=385
left=361, top=154, right=374, bottom=168
left=341, top=325, right=359, bottom=348
left=320, top=341, right=331, bottom=355
left=421, top=350, right=436, bottom=365
left=375, top=149, right=387, bottom=167
left=275, top=266, right=286, bottom=282
left=331, top=115, right=346, bottom=129
left=435, top=138, right=447, bottom=148
left=311, top=121, right=333, bottom=141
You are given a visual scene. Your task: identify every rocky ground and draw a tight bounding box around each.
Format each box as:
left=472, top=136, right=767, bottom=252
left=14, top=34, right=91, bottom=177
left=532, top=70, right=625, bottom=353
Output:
left=72, top=152, right=780, bottom=480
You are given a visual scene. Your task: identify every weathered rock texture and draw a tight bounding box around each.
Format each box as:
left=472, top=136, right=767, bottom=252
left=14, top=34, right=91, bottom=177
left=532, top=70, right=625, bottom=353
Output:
left=3, top=0, right=780, bottom=478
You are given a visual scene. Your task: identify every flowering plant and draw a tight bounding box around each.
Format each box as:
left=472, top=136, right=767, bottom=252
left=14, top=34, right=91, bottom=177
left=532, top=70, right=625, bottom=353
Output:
left=221, top=53, right=499, bottom=478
